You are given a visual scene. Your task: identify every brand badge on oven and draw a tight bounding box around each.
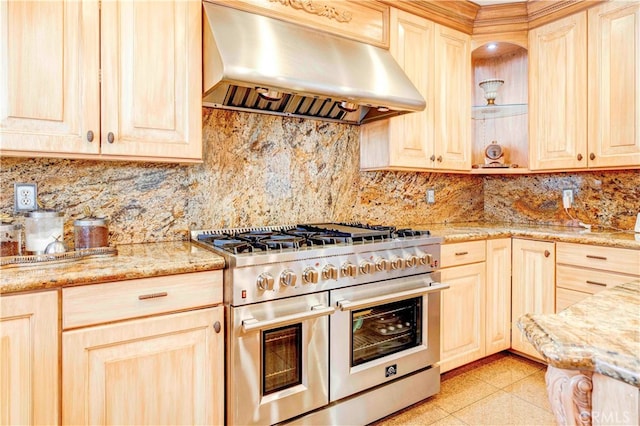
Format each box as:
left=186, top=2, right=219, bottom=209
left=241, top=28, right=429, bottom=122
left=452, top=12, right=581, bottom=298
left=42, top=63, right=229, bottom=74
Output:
left=385, top=364, right=397, bottom=377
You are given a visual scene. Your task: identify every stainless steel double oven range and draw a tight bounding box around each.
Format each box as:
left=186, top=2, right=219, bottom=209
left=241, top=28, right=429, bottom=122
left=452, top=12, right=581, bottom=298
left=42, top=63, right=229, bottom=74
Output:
left=191, top=223, right=448, bottom=425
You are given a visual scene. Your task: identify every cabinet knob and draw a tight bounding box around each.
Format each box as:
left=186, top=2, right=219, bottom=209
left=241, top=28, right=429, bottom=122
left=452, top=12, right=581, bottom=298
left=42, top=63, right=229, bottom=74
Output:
left=430, top=155, right=436, bottom=162
left=87, top=130, right=94, bottom=142
left=544, top=250, right=550, bottom=258
left=437, top=156, right=443, bottom=162
left=577, top=153, right=583, bottom=161
left=590, top=153, right=595, bottom=161
left=213, top=321, right=222, bottom=333
left=107, top=132, right=115, bottom=143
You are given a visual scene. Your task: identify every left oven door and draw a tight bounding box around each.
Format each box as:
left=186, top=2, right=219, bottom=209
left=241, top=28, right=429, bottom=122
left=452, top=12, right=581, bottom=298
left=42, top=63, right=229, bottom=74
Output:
left=228, top=292, right=333, bottom=425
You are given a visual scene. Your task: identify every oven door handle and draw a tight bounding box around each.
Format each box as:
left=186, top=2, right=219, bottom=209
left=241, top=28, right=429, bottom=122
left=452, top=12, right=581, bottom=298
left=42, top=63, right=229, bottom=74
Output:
left=336, top=283, right=449, bottom=311
left=241, top=305, right=335, bottom=333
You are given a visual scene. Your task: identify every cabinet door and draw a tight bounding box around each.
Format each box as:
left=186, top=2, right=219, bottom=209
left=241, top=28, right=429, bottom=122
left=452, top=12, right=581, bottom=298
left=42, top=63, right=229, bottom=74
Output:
left=529, top=13, right=587, bottom=170
left=388, top=9, right=434, bottom=168
left=100, top=0, right=202, bottom=161
left=511, top=239, right=555, bottom=360
left=588, top=1, right=640, bottom=168
left=434, top=24, right=471, bottom=171
left=439, top=262, right=486, bottom=373
left=486, top=238, right=512, bottom=355
left=0, top=291, right=59, bottom=425
left=0, top=0, right=100, bottom=156
left=63, top=306, right=224, bottom=425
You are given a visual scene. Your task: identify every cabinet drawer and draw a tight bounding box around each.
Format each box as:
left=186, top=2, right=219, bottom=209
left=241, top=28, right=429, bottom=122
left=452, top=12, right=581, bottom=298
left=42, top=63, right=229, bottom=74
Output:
left=63, top=271, right=222, bottom=329
left=556, top=265, right=632, bottom=294
left=441, top=240, right=486, bottom=268
left=556, top=242, right=640, bottom=275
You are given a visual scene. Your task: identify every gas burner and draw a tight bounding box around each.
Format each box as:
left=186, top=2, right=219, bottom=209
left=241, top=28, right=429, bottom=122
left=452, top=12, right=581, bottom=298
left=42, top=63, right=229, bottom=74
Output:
left=308, top=234, right=353, bottom=246
left=235, top=230, right=278, bottom=242
left=255, top=235, right=305, bottom=251
left=395, top=229, right=430, bottom=238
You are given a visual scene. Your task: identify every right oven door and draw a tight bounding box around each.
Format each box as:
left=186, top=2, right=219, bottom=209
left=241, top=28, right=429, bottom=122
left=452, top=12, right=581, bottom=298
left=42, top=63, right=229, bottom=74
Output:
left=329, top=274, right=447, bottom=402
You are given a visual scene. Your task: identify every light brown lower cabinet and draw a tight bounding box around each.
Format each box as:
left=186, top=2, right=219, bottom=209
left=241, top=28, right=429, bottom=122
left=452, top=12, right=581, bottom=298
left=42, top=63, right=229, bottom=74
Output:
left=62, top=306, right=224, bottom=425
left=439, top=239, right=512, bottom=373
left=485, top=238, right=512, bottom=356
left=511, top=238, right=555, bottom=360
left=0, top=291, right=59, bottom=425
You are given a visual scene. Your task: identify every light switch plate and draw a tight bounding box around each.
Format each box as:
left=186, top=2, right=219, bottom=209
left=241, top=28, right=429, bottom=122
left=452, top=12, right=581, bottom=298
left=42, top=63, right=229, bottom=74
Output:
left=14, top=183, right=38, bottom=213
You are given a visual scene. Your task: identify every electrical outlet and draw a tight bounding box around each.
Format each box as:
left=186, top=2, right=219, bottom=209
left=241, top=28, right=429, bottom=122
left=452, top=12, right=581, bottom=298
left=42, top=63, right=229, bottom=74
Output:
left=426, top=189, right=435, bottom=204
left=562, top=188, right=574, bottom=209
left=14, top=183, right=38, bottom=213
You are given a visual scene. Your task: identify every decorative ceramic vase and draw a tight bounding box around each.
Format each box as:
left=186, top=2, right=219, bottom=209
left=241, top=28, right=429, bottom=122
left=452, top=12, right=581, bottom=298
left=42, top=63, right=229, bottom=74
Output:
left=479, top=79, right=504, bottom=105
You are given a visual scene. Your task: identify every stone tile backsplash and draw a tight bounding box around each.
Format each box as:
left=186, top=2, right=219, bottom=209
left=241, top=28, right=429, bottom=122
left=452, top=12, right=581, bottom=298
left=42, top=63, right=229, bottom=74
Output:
left=0, top=109, right=636, bottom=245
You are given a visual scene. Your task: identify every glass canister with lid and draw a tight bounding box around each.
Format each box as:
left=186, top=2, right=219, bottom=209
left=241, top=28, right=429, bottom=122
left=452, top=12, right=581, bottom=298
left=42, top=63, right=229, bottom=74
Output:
left=25, top=210, right=64, bottom=254
left=0, top=222, right=23, bottom=257
left=74, top=217, right=109, bottom=249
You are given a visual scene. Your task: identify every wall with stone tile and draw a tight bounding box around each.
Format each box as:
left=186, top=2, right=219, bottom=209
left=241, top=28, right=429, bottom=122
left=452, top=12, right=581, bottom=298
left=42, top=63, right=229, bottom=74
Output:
left=1, top=110, right=636, bottom=246
left=0, top=110, right=483, bottom=246
left=484, top=170, right=640, bottom=231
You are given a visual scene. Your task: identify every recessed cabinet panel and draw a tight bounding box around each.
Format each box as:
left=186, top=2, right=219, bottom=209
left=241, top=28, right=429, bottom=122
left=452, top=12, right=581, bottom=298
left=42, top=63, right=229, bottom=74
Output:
left=440, top=262, right=486, bottom=372
left=63, top=307, right=224, bottom=425
left=435, top=24, right=472, bottom=171
left=389, top=9, right=434, bottom=167
left=529, top=13, right=587, bottom=170
left=511, top=239, right=555, bottom=360
left=0, top=0, right=100, bottom=155
left=0, top=291, right=59, bottom=425
left=101, top=0, right=202, bottom=160
left=588, top=1, right=640, bottom=167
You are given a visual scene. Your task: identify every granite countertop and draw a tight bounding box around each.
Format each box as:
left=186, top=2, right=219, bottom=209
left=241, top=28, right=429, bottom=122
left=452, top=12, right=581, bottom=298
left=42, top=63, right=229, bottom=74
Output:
left=2, top=222, right=637, bottom=295
left=518, top=281, right=640, bottom=388
left=419, top=222, right=640, bottom=249
left=0, top=241, right=225, bottom=294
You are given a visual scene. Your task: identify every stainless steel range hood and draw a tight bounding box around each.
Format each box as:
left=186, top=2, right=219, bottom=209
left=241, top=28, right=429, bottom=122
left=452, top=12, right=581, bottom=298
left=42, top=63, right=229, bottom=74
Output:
left=202, top=2, right=426, bottom=125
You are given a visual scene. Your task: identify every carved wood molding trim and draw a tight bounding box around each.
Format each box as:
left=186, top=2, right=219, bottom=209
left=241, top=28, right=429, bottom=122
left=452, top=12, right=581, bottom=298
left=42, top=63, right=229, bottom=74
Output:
left=268, top=0, right=352, bottom=23
left=546, top=366, right=594, bottom=426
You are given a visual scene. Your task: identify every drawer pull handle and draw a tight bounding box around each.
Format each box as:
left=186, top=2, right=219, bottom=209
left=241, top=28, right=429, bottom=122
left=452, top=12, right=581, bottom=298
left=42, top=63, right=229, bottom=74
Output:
left=213, top=321, right=222, bottom=333
left=586, top=255, right=607, bottom=260
left=586, top=280, right=607, bottom=287
left=138, top=292, right=168, bottom=300
left=455, top=251, right=469, bottom=256
left=544, top=250, right=550, bottom=258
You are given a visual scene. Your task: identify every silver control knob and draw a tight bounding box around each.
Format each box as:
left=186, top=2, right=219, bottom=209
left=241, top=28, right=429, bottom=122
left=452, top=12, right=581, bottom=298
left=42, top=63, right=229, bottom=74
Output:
left=376, top=258, right=391, bottom=272
left=303, top=267, right=319, bottom=284
left=341, top=262, right=358, bottom=277
left=257, top=273, right=275, bottom=291
left=359, top=260, right=374, bottom=275
left=405, top=255, right=419, bottom=268
left=280, top=269, right=297, bottom=287
left=419, top=253, right=433, bottom=266
left=390, top=257, right=404, bottom=270
left=322, top=264, right=339, bottom=280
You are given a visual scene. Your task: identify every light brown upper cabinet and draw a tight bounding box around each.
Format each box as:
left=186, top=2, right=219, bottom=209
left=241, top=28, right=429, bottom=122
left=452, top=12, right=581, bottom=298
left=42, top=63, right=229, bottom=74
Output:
left=360, top=8, right=471, bottom=172
left=0, top=0, right=202, bottom=163
left=529, top=1, right=640, bottom=170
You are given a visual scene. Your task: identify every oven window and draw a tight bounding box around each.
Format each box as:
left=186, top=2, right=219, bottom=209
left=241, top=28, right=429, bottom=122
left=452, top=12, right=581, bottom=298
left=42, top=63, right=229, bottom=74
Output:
left=351, top=297, right=422, bottom=366
left=262, top=324, right=303, bottom=395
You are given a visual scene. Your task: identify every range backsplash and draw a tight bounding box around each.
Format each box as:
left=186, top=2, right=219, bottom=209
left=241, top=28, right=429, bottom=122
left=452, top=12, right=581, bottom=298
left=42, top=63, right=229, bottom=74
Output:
left=0, top=109, right=637, bottom=245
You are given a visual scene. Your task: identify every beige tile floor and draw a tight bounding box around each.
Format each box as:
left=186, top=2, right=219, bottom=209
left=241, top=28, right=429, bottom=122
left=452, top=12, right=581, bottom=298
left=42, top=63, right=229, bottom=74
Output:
left=370, top=352, right=557, bottom=426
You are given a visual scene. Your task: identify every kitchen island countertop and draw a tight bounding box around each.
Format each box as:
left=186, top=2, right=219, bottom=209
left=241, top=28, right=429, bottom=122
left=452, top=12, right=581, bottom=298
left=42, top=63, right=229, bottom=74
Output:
left=0, top=241, right=225, bottom=294
left=518, top=280, right=640, bottom=388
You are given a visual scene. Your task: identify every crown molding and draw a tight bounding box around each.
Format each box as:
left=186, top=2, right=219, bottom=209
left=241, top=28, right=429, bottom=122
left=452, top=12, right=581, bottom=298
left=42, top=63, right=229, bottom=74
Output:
left=379, top=0, right=607, bottom=35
